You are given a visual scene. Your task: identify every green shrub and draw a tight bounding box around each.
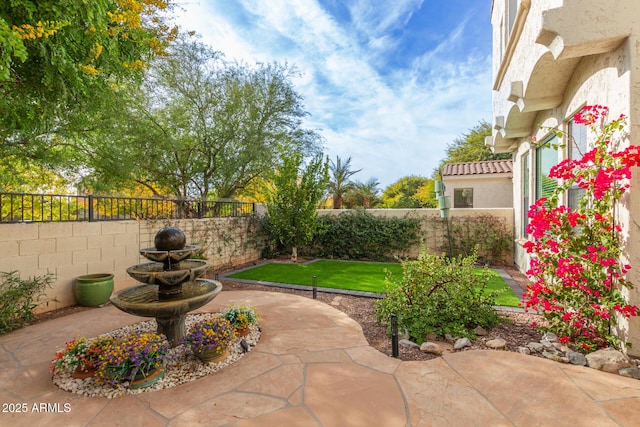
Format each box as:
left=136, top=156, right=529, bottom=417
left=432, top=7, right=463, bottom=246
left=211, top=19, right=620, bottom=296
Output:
left=375, top=250, right=501, bottom=342
left=0, top=271, right=55, bottom=334
left=441, top=214, right=513, bottom=265
left=304, top=209, right=421, bottom=260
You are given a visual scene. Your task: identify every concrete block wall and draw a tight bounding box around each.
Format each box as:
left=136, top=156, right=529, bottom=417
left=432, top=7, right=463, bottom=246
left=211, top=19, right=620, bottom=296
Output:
left=0, top=221, right=140, bottom=314
left=0, top=217, right=263, bottom=315
left=1, top=209, right=511, bottom=314
left=139, top=217, right=263, bottom=271
left=317, top=208, right=514, bottom=264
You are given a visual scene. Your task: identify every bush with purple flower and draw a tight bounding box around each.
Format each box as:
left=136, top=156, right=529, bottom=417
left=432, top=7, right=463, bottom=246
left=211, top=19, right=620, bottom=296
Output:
left=184, top=316, right=235, bottom=354
left=95, top=333, right=169, bottom=387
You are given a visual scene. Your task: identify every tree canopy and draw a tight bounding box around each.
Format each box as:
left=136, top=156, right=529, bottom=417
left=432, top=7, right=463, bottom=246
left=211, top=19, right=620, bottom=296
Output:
left=327, top=155, right=361, bottom=209
left=381, top=176, right=436, bottom=208
left=0, top=0, right=178, bottom=157
left=343, top=178, right=381, bottom=209
left=76, top=36, right=322, bottom=199
left=434, top=121, right=511, bottom=178
left=265, top=152, right=329, bottom=261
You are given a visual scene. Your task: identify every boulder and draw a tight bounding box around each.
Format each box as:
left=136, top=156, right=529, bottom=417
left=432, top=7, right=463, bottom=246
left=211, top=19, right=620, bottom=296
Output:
left=566, top=350, right=587, bottom=366
left=420, top=342, right=443, bottom=355
left=585, top=348, right=632, bottom=373
left=618, top=367, right=640, bottom=380
left=454, top=337, right=472, bottom=350
left=486, top=338, right=507, bottom=350
left=526, top=342, right=544, bottom=353
left=474, top=326, right=488, bottom=336
left=399, top=339, right=419, bottom=349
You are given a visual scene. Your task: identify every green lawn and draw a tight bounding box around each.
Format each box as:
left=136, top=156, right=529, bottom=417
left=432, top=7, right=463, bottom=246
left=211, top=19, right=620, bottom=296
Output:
left=226, top=260, right=521, bottom=307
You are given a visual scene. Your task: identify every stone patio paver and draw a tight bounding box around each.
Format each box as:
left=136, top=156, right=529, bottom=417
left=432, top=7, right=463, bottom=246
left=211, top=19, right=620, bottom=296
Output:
left=1, top=290, right=639, bottom=426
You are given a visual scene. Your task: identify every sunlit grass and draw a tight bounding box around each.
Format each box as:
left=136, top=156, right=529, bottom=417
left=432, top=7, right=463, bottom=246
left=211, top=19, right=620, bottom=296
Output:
left=227, top=260, right=520, bottom=307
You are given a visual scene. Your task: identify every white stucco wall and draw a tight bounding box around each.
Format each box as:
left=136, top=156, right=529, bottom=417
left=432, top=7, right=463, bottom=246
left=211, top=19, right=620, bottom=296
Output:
left=492, top=0, right=640, bottom=354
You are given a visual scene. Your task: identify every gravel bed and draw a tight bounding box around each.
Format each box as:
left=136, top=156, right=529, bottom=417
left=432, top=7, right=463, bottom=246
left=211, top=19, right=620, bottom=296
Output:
left=52, top=313, right=260, bottom=399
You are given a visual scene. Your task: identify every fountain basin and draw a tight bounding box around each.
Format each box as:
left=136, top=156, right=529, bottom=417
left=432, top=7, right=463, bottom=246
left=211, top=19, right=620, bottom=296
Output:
left=110, top=279, right=222, bottom=318
left=126, top=260, right=209, bottom=286
left=110, top=279, right=223, bottom=346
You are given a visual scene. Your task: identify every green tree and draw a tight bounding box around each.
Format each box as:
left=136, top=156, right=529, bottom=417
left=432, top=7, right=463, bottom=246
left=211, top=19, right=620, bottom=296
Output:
left=0, top=0, right=178, bottom=158
left=343, top=178, right=381, bottom=208
left=0, top=155, right=71, bottom=193
left=414, top=180, right=437, bottom=208
left=78, top=36, right=321, bottom=199
left=327, top=156, right=361, bottom=209
left=381, top=176, right=435, bottom=208
left=434, top=121, right=511, bottom=177
left=265, top=152, right=329, bottom=261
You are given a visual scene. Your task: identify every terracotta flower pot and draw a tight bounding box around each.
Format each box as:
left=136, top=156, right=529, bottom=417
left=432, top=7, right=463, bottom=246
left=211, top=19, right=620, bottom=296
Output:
left=71, top=363, right=98, bottom=379
left=235, top=326, right=251, bottom=337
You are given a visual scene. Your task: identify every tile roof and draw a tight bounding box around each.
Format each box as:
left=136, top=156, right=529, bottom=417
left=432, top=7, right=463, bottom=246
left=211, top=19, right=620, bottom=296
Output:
left=442, top=159, right=513, bottom=176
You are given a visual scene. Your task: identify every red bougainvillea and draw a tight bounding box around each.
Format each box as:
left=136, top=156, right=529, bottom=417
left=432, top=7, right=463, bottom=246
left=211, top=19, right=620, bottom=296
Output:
left=522, top=105, right=638, bottom=352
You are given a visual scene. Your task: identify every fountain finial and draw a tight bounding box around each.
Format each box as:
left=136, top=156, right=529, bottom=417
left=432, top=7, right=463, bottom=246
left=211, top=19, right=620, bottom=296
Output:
left=154, top=226, right=187, bottom=251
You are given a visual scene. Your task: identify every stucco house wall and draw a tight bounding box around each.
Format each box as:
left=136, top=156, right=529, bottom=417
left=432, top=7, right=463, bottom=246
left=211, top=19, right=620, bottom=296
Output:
left=443, top=175, right=513, bottom=208
left=441, top=159, right=514, bottom=210
left=489, top=0, right=640, bottom=354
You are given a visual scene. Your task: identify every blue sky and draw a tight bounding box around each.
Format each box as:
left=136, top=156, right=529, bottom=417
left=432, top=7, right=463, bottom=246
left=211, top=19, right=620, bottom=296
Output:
left=174, top=0, right=493, bottom=188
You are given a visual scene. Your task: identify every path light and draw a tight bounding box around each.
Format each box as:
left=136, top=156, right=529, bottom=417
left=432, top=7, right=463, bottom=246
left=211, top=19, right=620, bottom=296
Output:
left=312, top=276, right=317, bottom=299
left=391, top=313, right=399, bottom=358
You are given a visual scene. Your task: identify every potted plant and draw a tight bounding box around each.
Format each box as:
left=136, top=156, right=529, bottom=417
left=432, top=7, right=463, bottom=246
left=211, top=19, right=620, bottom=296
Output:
left=51, top=336, right=112, bottom=379
left=184, top=316, right=236, bottom=363
left=74, top=273, right=114, bottom=307
left=95, top=333, right=169, bottom=389
left=221, top=305, right=259, bottom=337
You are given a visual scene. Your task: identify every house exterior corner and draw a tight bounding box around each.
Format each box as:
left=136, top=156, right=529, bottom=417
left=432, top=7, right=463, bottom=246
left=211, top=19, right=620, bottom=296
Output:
left=489, top=0, right=640, bottom=355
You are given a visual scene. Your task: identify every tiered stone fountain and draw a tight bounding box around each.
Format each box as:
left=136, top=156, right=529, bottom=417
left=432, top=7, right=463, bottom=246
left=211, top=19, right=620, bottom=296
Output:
left=110, top=227, right=222, bottom=346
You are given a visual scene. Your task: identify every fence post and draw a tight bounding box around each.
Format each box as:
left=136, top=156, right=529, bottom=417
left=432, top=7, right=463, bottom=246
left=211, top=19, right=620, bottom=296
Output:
left=88, top=195, right=94, bottom=222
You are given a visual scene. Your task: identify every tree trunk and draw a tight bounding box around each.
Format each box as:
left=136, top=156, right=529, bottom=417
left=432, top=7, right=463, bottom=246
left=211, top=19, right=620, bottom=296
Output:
left=291, top=246, right=298, bottom=262
left=333, top=195, right=342, bottom=209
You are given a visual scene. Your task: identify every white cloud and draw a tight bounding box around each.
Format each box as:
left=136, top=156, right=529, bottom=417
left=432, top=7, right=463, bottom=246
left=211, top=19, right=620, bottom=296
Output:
left=174, top=0, right=493, bottom=187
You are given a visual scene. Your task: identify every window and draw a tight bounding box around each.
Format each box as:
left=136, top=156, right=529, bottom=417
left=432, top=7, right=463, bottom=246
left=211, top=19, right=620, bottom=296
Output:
left=567, top=118, right=588, bottom=209
left=535, top=136, right=558, bottom=200
left=522, top=151, right=529, bottom=237
left=454, top=188, right=473, bottom=208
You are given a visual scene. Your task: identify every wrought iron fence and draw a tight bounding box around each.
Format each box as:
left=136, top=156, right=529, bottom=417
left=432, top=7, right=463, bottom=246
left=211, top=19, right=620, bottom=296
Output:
left=0, top=193, right=255, bottom=223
